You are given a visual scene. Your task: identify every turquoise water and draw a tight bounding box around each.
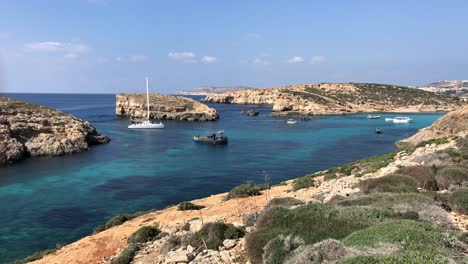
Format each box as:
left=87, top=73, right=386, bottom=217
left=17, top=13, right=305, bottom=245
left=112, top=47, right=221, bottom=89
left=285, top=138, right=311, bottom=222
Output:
left=0, top=94, right=443, bottom=262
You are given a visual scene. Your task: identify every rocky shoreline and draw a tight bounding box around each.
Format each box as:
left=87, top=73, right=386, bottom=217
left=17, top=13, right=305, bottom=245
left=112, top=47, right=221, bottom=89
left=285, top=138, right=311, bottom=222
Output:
left=203, top=83, right=462, bottom=116
left=116, top=93, right=218, bottom=121
left=0, top=96, right=109, bottom=165
left=27, top=105, right=468, bottom=264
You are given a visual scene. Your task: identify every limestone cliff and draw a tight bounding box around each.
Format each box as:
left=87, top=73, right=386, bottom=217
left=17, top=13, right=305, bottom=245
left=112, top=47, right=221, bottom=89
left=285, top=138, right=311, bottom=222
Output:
left=0, top=96, right=109, bottom=165
left=116, top=93, right=218, bottom=121
left=397, top=105, right=468, bottom=146
left=203, top=83, right=462, bottom=115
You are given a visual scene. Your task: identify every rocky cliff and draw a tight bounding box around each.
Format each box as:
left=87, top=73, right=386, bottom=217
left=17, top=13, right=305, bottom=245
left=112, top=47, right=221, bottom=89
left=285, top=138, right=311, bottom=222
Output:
left=397, top=104, right=468, bottom=147
left=116, top=93, right=218, bottom=121
left=203, top=83, right=462, bottom=115
left=177, top=86, right=254, bottom=95
left=419, top=80, right=468, bottom=99
left=0, top=96, right=109, bottom=165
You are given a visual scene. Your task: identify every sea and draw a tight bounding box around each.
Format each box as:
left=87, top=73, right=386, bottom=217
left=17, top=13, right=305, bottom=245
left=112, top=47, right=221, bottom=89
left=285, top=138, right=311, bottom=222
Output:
left=0, top=93, right=443, bottom=262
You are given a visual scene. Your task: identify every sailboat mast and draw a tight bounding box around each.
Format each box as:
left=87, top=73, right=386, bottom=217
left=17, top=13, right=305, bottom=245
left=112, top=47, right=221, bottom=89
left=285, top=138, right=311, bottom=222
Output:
left=146, top=77, right=150, bottom=120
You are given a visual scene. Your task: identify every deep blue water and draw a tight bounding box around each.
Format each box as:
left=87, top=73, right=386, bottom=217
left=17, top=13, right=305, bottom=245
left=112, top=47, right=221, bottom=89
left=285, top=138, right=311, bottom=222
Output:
left=0, top=93, right=443, bottom=262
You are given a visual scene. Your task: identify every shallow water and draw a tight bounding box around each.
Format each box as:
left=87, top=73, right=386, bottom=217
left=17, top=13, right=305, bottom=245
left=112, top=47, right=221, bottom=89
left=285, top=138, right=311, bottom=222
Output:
left=0, top=93, right=443, bottom=262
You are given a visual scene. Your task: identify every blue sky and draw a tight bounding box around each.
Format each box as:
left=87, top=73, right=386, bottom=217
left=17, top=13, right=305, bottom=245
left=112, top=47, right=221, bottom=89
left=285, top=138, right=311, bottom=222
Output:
left=0, top=0, right=467, bottom=93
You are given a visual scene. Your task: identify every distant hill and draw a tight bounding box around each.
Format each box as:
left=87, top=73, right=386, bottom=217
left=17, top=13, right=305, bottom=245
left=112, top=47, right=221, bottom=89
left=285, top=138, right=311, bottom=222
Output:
left=177, top=86, right=254, bottom=95
left=418, top=80, right=468, bottom=99
left=202, top=82, right=462, bottom=115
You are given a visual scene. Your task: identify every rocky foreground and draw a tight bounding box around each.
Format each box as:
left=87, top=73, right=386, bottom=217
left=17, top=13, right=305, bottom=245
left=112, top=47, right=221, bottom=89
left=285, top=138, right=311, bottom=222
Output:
left=0, top=96, right=109, bottom=165
left=203, top=83, right=462, bottom=115
left=116, top=93, right=218, bottom=121
left=25, top=105, right=468, bottom=264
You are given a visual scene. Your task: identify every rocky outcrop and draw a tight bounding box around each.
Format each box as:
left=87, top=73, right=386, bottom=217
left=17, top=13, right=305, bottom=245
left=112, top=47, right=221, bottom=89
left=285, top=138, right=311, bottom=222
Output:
left=397, top=105, right=468, bottom=147
left=203, top=83, right=462, bottom=115
left=419, top=80, right=468, bottom=99
left=0, top=96, right=109, bottom=165
left=177, top=86, right=254, bottom=95
left=116, top=93, right=218, bottom=121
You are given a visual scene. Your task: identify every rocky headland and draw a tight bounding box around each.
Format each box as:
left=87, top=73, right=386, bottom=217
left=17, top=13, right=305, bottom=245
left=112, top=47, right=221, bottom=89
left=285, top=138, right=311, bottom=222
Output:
left=419, top=80, right=468, bottom=100
left=116, top=93, right=218, bottom=121
left=0, top=96, right=109, bottom=166
left=27, top=105, right=468, bottom=264
left=177, top=86, right=254, bottom=96
left=202, top=83, right=462, bottom=115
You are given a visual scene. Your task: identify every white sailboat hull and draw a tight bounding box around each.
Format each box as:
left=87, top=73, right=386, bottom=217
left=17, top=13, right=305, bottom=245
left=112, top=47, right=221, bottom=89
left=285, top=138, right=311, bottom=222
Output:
left=128, top=121, right=164, bottom=129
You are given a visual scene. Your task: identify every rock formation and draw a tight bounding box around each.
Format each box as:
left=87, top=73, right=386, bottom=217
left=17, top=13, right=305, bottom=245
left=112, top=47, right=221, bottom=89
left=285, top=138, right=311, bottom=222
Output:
left=397, top=105, right=468, bottom=147
left=0, top=96, right=110, bottom=165
left=177, top=86, right=254, bottom=95
left=418, top=80, right=468, bottom=100
left=203, top=83, right=462, bottom=115
left=116, top=93, right=218, bottom=121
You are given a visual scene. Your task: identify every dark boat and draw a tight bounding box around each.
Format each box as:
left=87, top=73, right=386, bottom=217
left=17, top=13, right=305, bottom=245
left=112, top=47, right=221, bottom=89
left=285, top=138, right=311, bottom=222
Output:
left=193, top=132, right=228, bottom=145
left=375, top=128, right=382, bottom=134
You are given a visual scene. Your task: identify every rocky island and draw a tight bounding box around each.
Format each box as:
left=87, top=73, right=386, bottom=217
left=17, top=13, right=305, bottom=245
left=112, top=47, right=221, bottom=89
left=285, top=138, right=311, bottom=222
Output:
left=418, top=80, right=468, bottom=100
left=203, top=83, right=462, bottom=115
left=177, top=86, right=254, bottom=96
left=116, top=93, right=218, bottom=121
left=0, top=96, right=109, bottom=165
left=27, top=105, right=468, bottom=264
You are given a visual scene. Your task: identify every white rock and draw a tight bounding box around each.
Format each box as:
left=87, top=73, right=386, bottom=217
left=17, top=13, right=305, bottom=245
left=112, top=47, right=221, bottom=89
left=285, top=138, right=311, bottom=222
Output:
left=222, top=239, right=238, bottom=249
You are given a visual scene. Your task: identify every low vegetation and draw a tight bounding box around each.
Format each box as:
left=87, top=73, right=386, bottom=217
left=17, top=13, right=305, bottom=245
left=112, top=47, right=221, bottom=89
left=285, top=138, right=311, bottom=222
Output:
left=226, top=182, right=262, bottom=200
left=266, top=197, right=304, bottom=209
left=110, top=243, right=141, bottom=264
left=396, top=165, right=438, bottom=190
left=127, top=226, right=161, bottom=244
left=415, top=137, right=450, bottom=149
left=435, top=166, right=468, bottom=190
left=177, top=201, right=205, bottom=211
left=292, top=175, right=316, bottom=191
left=190, top=222, right=245, bottom=250
left=93, top=212, right=145, bottom=234
left=10, top=243, right=66, bottom=264
left=357, top=174, right=418, bottom=194
left=447, top=188, right=468, bottom=214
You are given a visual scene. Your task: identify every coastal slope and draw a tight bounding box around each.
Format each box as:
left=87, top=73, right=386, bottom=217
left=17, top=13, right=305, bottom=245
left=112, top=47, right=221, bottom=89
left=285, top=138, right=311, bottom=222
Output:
left=28, top=105, right=468, bottom=264
left=203, top=83, right=461, bottom=115
left=116, top=93, right=218, bottom=121
left=0, top=96, right=109, bottom=165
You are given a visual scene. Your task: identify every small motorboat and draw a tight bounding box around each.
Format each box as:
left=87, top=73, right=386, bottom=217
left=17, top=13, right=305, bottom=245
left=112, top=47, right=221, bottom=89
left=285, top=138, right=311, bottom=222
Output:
left=375, top=128, right=382, bottom=134
left=287, top=119, right=297, bottom=124
left=193, top=132, right=228, bottom=145
left=392, top=116, right=412, bottom=123
left=385, top=117, right=394, bottom=122
left=367, top=115, right=381, bottom=119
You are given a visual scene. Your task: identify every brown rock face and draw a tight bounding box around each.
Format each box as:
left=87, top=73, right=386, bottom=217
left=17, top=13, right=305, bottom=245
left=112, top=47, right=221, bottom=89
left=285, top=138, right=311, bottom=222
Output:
left=203, top=83, right=462, bottom=115
left=0, top=96, right=110, bottom=165
left=116, top=93, right=219, bottom=121
left=397, top=105, right=468, bottom=146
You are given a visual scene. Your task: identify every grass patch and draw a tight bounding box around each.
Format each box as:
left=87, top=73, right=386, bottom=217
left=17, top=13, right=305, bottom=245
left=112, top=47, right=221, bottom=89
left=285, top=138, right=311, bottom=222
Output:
left=435, top=166, right=468, bottom=190
left=93, top=213, right=145, bottom=234
left=177, top=201, right=205, bottom=211
left=415, top=137, right=450, bottom=148
left=324, top=172, right=337, bottom=181
left=226, top=183, right=262, bottom=200
left=127, top=226, right=161, bottom=244
left=447, top=188, right=468, bottom=214
left=331, top=192, right=433, bottom=208
left=245, top=203, right=397, bottom=263
left=190, top=222, right=245, bottom=250
left=292, top=176, right=316, bottom=191
left=358, top=174, right=418, bottom=194
left=266, top=197, right=304, bottom=209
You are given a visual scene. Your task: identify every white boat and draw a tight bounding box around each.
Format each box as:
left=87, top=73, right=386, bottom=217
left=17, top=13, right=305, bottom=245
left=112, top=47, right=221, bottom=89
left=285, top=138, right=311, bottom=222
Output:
left=128, top=77, right=164, bottom=129
left=367, top=114, right=381, bottom=119
left=392, top=116, right=412, bottom=123
left=385, top=117, right=394, bottom=122
left=287, top=119, right=297, bottom=124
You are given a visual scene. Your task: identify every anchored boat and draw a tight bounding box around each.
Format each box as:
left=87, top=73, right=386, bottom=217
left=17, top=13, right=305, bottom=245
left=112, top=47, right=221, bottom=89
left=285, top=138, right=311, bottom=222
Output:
left=128, top=77, right=164, bottom=129
left=193, top=131, right=228, bottom=145
left=367, top=114, right=381, bottom=119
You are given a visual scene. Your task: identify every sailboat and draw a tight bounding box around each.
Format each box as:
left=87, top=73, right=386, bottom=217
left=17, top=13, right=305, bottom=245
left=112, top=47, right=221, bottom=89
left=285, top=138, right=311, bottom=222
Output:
left=128, top=77, right=164, bottom=129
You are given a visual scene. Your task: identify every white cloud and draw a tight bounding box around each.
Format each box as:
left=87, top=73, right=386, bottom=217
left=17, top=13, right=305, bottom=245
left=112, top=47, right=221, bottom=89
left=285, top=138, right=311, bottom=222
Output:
left=128, top=55, right=147, bottom=62
left=201, top=56, right=217, bottom=64
left=288, top=56, right=304, bottom=63
left=247, top=33, right=261, bottom=39
left=168, top=51, right=196, bottom=60
left=24, top=41, right=90, bottom=54
left=310, top=56, right=325, bottom=64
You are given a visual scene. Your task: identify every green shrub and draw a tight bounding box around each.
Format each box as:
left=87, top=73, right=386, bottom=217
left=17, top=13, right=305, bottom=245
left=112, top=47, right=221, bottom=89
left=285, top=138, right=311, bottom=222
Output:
left=262, top=234, right=304, bottom=264
left=110, top=243, right=141, bottom=264
left=358, top=174, right=418, bottom=194
left=324, top=173, right=337, bottom=181
left=334, top=193, right=433, bottom=208
left=396, top=165, right=438, bottom=190
left=292, top=176, right=316, bottom=191
left=245, top=203, right=394, bottom=263
left=93, top=212, right=146, bottom=234
left=416, top=137, right=450, bottom=148
left=177, top=201, right=205, bottom=211
left=190, top=222, right=245, bottom=250
left=226, top=183, right=261, bottom=200
left=435, top=166, right=468, bottom=190
left=447, top=188, right=468, bottom=214
left=127, top=226, right=161, bottom=244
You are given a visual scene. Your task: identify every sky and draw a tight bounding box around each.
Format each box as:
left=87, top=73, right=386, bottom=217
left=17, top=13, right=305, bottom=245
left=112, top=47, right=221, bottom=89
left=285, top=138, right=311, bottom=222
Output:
left=0, top=0, right=467, bottom=94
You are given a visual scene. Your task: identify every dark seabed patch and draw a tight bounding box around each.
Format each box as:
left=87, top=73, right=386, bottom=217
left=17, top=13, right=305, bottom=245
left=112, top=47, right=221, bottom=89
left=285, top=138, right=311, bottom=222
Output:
left=38, top=207, right=105, bottom=228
